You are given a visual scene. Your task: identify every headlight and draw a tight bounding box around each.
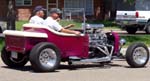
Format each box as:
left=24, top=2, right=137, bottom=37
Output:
left=120, top=38, right=126, bottom=46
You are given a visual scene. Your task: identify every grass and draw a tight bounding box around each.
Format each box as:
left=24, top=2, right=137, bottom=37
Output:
left=0, top=39, right=4, bottom=51
left=16, top=21, right=28, bottom=30
left=0, top=20, right=149, bottom=51
left=15, top=20, right=120, bottom=30
left=121, top=35, right=150, bottom=47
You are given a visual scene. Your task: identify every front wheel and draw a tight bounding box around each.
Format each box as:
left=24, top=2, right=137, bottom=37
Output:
left=126, top=43, right=149, bottom=68
left=29, top=42, right=61, bottom=72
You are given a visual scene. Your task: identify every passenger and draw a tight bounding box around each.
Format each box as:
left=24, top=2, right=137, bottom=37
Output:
left=29, top=6, right=46, bottom=25
left=44, top=8, right=81, bottom=35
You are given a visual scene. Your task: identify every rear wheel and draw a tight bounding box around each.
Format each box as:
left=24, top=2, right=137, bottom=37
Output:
left=29, top=42, right=61, bottom=72
left=126, top=43, right=149, bottom=68
left=126, top=27, right=137, bottom=34
left=1, top=47, right=28, bottom=67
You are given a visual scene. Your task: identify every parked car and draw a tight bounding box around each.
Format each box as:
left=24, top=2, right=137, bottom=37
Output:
left=116, top=0, right=150, bottom=34
left=1, top=23, right=149, bottom=72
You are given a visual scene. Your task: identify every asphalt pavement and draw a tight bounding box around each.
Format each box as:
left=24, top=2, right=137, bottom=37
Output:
left=0, top=53, right=150, bottom=81
left=0, top=30, right=150, bottom=81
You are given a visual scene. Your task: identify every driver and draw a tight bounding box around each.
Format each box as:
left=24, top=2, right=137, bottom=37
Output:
left=44, top=8, right=81, bottom=35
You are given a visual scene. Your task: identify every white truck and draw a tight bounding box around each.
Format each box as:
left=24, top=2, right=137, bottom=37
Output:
left=116, top=0, right=150, bottom=34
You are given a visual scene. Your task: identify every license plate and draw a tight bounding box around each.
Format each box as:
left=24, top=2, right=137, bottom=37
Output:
left=11, top=51, right=18, bottom=59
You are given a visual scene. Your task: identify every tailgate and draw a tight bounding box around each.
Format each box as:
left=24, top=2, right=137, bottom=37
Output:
left=3, top=30, right=48, bottom=53
left=116, top=11, right=136, bottom=21
left=5, top=35, right=26, bottom=53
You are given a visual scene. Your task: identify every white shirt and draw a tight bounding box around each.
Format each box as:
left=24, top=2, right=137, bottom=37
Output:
left=29, top=15, right=44, bottom=25
left=44, top=17, right=63, bottom=31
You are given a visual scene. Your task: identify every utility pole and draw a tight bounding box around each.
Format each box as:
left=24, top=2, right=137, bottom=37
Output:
left=7, top=0, right=16, bottom=30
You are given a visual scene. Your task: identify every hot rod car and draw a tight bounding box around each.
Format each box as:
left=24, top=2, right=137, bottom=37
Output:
left=1, top=23, right=149, bottom=72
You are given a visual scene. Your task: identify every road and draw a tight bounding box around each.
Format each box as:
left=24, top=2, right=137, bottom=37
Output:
left=104, top=30, right=149, bottom=36
left=0, top=57, right=150, bottom=81
left=116, top=31, right=148, bottom=36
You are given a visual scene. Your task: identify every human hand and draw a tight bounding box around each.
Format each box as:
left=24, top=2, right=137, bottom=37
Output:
left=56, top=18, right=61, bottom=22
left=68, top=24, right=75, bottom=27
left=74, top=31, right=81, bottom=36
left=64, top=24, right=75, bottom=29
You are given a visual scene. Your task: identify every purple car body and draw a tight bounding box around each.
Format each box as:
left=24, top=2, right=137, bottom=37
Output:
left=4, top=24, right=120, bottom=59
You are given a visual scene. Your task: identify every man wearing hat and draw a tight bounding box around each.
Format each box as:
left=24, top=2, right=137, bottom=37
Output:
left=44, top=8, right=81, bottom=35
left=29, top=6, right=46, bottom=25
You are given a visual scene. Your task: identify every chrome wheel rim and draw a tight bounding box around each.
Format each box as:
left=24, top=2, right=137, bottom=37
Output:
left=39, top=48, right=57, bottom=68
left=133, top=47, right=148, bottom=65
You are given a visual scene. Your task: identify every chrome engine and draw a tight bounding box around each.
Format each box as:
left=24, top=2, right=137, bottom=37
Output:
left=88, top=29, right=108, bottom=46
left=86, top=25, right=115, bottom=58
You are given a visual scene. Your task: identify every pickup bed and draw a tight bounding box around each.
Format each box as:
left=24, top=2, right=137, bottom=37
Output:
left=116, top=11, right=150, bottom=34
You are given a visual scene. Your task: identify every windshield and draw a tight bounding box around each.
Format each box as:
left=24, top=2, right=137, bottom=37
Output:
left=135, top=0, right=150, bottom=10
left=117, top=0, right=150, bottom=11
left=116, top=0, right=135, bottom=11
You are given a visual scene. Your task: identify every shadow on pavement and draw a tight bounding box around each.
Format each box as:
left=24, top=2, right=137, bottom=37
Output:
left=1, top=66, right=33, bottom=71
left=1, top=61, right=129, bottom=73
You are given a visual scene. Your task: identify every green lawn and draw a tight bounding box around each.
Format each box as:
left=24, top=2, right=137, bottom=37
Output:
left=0, top=39, right=4, bottom=51
left=0, top=20, right=150, bottom=51
left=15, top=20, right=120, bottom=30
left=121, top=35, right=150, bottom=47
left=16, top=21, right=28, bottom=30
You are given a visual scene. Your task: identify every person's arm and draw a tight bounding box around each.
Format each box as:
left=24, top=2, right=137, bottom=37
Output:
left=53, top=20, right=80, bottom=35
left=60, top=28, right=81, bottom=35
left=64, top=24, right=75, bottom=29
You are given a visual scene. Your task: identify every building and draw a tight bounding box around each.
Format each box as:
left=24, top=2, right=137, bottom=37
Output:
left=0, top=0, right=9, bottom=21
left=1, top=0, right=140, bottom=21
left=0, top=0, right=105, bottom=21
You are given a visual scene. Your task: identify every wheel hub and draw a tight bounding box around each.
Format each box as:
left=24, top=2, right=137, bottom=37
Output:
left=39, top=48, right=57, bottom=68
left=133, top=47, right=148, bottom=65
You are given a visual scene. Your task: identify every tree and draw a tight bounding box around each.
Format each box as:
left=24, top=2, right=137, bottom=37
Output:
left=7, top=0, right=16, bottom=30
left=126, top=0, right=135, bottom=5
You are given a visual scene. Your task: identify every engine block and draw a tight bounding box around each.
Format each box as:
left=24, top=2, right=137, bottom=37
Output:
left=87, top=29, right=108, bottom=47
left=86, top=28, right=114, bottom=58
